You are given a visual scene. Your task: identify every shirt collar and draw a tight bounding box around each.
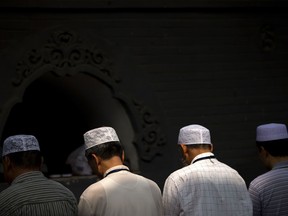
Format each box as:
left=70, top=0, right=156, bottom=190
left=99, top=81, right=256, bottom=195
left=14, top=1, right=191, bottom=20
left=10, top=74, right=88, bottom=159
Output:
left=104, top=165, right=130, bottom=177
left=272, top=160, right=288, bottom=170
left=191, top=152, right=215, bottom=164
left=12, top=171, right=44, bottom=185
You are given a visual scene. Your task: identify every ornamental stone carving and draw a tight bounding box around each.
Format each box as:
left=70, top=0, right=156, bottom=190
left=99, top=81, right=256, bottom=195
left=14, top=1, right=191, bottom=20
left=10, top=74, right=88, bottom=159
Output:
left=12, top=30, right=166, bottom=162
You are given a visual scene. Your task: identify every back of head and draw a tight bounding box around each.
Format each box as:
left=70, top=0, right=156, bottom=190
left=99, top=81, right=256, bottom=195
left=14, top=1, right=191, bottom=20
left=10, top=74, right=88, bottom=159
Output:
left=2, top=134, right=42, bottom=169
left=84, top=126, right=123, bottom=160
left=256, top=123, right=288, bottom=156
left=178, top=124, right=212, bottom=147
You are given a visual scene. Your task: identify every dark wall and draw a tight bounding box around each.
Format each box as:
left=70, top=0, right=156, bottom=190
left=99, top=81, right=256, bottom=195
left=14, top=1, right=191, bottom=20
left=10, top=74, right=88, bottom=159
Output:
left=0, top=1, right=288, bottom=196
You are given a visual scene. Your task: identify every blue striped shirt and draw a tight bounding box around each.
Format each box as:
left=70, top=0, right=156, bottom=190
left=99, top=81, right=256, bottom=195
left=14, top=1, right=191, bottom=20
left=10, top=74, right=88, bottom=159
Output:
left=0, top=171, right=78, bottom=216
left=249, top=160, right=288, bottom=216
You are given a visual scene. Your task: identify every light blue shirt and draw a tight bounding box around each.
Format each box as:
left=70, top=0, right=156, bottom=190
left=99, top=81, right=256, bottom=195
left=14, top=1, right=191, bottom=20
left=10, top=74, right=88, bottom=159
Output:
left=249, top=160, right=288, bottom=216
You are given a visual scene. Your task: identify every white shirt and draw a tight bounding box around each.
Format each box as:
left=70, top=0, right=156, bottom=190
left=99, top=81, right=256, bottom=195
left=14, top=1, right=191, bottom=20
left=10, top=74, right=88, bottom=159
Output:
left=162, top=152, right=252, bottom=216
left=78, top=165, right=163, bottom=216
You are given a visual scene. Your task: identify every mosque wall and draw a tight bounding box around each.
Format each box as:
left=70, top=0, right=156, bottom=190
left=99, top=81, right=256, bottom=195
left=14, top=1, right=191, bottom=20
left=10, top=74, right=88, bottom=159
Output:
left=0, top=1, right=288, bottom=199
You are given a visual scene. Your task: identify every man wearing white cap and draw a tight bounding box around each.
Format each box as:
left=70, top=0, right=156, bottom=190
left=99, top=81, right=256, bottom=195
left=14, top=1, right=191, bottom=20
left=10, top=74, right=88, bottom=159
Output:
left=0, top=134, right=78, bottom=216
left=78, top=126, right=163, bottom=216
left=162, top=124, right=252, bottom=216
left=249, top=123, right=288, bottom=216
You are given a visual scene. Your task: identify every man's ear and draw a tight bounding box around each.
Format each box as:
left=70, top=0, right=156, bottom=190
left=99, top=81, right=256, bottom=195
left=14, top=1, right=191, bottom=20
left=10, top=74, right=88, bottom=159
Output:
left=3, top=156, right=12, bottom=169
left=180, top=144, right=188, bottom=154
left=92, top=154, right=101, bottom=166
left=121, top=151, right=125, bottom=162
left=41, top=156, right=44, bottom=165
left=210, top=144, right=213, bottom=152
left=259, top=146, right=269, bottom=157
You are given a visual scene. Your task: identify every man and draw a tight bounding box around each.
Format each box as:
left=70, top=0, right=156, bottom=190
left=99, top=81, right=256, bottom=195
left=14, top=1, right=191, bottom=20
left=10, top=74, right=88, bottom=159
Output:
left=78, top=126, right=163, bottom=216
left=249, top=123, right=288, bottom=216
left=162, top=124, right=252, bottom=216
left=0, top=134, right=78, bottom=216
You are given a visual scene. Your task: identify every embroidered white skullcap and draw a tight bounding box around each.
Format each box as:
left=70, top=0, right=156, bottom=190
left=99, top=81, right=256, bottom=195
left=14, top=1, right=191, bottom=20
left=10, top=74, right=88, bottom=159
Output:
left=2, top=135, right=40, bottom=157
left=178, top=124, right=212, bottom=145
left=84, top=126, right=120, bottom=150
left=256, top=123, right=288, bottom=142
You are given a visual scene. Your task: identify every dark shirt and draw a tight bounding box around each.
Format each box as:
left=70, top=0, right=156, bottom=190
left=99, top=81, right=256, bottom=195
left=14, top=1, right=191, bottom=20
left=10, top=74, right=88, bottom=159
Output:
left=0, top=171, right=78, bottom=216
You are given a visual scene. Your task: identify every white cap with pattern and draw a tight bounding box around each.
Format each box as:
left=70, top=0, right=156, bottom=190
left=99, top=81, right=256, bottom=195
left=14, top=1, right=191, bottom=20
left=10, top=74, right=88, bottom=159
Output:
left=2, top=134, right=40, bottom=157
left=178, top=124, right=212, bottom=145
left=84, top=126, right=120, bottom=150
left=256, top=123, right=288, bottom=142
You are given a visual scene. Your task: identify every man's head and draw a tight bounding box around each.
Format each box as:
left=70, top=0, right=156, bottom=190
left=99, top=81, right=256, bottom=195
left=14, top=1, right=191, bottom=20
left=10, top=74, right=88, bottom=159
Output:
left=2, top=135, right=42, bottom=184
left=178, top=124, right=213, bottom=165
left=84, top=126, right=124, bottom=178
left=256, top=123, right=288, bottom=169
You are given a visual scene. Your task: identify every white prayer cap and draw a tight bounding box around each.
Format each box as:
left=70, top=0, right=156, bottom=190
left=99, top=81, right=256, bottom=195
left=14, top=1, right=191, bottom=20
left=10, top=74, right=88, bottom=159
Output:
left=178, top=124, right=212, bottom=145
left=2, top=135, right=40, bottom=157
left=84, top=126, right=120, bottom=150
left=256, top=123, right=288, bottom=142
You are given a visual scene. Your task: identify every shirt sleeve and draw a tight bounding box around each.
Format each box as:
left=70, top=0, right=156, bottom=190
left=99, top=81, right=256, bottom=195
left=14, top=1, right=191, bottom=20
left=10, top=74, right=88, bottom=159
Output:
left=162, top=176, right=181, bottom=216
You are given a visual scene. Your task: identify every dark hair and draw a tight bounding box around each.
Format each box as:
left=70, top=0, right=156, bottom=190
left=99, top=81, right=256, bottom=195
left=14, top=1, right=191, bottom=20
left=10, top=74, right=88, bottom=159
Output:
left=85, top=141, right=123, bottom=161
left=6, top=150, right=42, bottom=169
left=186, top=144, right=212, bottom=150
left=256, top=139, right=288, bottom=157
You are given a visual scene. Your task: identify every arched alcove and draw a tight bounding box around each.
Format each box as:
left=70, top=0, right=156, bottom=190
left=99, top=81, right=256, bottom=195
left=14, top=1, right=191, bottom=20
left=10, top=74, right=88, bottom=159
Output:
left=0, top=29, right=166, bottom=180
left=1, top=72, right=137, bottom=176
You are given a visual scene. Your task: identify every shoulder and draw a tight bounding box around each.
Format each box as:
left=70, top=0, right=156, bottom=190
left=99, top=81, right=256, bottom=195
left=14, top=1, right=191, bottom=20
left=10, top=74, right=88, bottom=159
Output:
left=165, top=166, right=191, bottom=185
left=46, top=179, right=71, bottom=190
left=129, top=172, right=161, bottom=190
left=249, top=170, right=275, bottom=188
left=249, top=169, right=286, bottom=195
left=44, top=179, right=76, bottom=199
left=0, top=185, right=23, bottom=212
left=79, top=180, right=108, bottom=213
left=81, top=181, right=106, bottom=199
left=0, top=181, right=26, bottom=199
left=128, top=173, right=162, bottom=199
left=0, top=185, right=15, bottom=199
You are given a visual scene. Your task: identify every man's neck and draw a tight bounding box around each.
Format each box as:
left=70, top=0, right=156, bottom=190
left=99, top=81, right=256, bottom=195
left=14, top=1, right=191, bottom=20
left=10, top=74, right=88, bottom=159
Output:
left=9, top=168, right=40, bottom=184
left=271, top=156, right=288, bottom=168
left=101, top=156, right=124, bottom=175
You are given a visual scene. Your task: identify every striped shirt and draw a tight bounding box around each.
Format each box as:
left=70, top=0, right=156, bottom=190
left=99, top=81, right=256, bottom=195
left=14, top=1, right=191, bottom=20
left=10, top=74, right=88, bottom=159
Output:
left=0, top=171, right=78, bottom=216
left=162, top=152, right=253, bottom=216
left=249, top=160, right=288, bottom=216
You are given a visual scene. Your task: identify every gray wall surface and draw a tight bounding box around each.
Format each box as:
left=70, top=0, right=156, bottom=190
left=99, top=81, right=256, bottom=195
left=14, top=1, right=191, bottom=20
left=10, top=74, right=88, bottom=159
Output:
left=0, top=1, right=288, bottom=198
